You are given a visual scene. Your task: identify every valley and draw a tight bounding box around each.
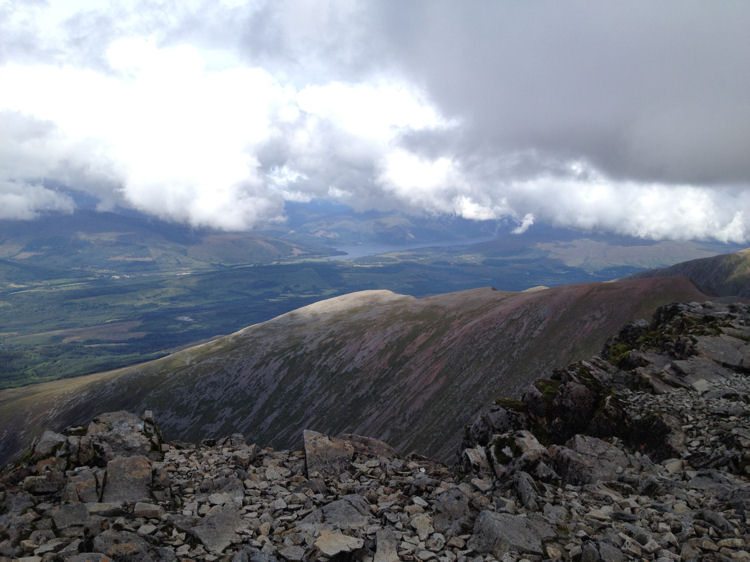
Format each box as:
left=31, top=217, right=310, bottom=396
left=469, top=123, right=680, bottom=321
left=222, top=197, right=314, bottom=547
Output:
left=0, top=208, right=740, bottom=390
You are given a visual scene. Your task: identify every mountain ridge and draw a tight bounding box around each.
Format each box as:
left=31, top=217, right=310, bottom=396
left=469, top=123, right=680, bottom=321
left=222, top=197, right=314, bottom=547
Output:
left=627, top=247, right=750, bottom=297
left=0, top=275, right=707, bottom=467
left=1, top=299, right=748, bottom=560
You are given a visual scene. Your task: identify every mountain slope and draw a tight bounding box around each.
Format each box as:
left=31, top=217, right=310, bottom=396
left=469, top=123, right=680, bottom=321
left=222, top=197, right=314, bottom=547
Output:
left=0, top=209, right=332, bottom=280
left=628, top=248, right=750, bottom=297
left=0, top=275, right=707, bottom=466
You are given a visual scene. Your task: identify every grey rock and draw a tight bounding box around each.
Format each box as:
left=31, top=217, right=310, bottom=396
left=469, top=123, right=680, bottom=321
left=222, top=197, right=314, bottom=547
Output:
left=3, top=491, right=34, bottom=514
left=374, top=527, right=399, bottom=562
left=542, top=503, right=568, bottom=525
left=297, top=494, right=371, bottom=532
left=465, top=404, right=526, bottom=447
left=580, top=541, right=599, bottom=562
left=32, top=431, right=67, bottom=461
left=277, top=545, right=305, bottom=560
left=461, top=446, right=491, bottom=475
left=84, top=411, right=159, bottom=462
left=468, top=511, right=555, bottom=557
left=694, top=334, right=750, bottom=372
left=488, top=430, right=548, bottom=478
left=597, top=541, right=626, bottom=562
left=102, top=455, right=152, bottom=503
left=210, top=476, right=245, bottom=506
left=232, top=547, right=280, bottom=562
left=51, top=503, right=89, bottom=529
left=411, top=513, right=434, bottom=541
left=23, top=471, right=65, bottom=494
left=672, top=356, right=733, bottom=386
left=514, top=471, right=540, bottom=511
left=433, top=487, right=473, bottom=536
left=63, top=469, right=100, bottom=503
left=697, top=509, right=732, bottom=531
left=314, top=529, right=364, bottom=556
left=303, top=429, right=355, bottom=477
left=86, top=502, right=125, bottom=516
left=184, top=505, right=243, bottom=554
left=340, top=433, right=397, bottom=459
left=133, top=501, right=165, bottom=519
left=92, top=529, right=155, bottom=561
left=549, top=435, right=629, bottom=485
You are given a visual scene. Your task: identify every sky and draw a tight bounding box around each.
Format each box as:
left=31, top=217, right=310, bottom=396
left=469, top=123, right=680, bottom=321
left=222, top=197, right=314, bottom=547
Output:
left=1, top=1, right=749, bottom=242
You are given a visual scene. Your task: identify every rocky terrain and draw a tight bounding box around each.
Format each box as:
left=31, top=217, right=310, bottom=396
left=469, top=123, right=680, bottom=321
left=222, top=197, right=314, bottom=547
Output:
left=0, top=276, right=707, bottom=467
left=2, top=300, right=749, bottom=561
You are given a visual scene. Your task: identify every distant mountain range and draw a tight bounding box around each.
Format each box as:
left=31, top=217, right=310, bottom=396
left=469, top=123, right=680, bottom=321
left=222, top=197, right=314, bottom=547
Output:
left=0, top=209, right=334, bottom=282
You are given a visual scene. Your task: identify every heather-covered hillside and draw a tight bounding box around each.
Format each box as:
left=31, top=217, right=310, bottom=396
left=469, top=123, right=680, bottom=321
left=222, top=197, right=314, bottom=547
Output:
left=0, top=276, right=705, bottom=466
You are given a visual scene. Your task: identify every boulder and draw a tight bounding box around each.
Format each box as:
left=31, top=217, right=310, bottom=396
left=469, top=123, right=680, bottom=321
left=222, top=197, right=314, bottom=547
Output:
left=432, top=487, right=473, bottom=537
left=83, top=411, right=160, bottom=464
left=303, top=430, right=397, bottom=478
left=92, top=529, right=164, bottom=561
left=694, top=334, right=750, bottom=372
left=314, top=529, right=364, bottom=557
left=50, top=503, right=89, bottom=529
left=487, top=430, right=548, bottom=478
left=468, top=511, right=554, bottom=557
left=102, top=455, right=152, bottom=503
left=23, top=470, right=65, bottom=495
left=629, top=412, right=686, bottom=461
left=302, top=430, right=355, bottom=477
left=374, top=527, right=399, bottom=562
left=461, top=446, right=491, bottom=476
left=340, top=433, right=397, bottom=458
left=464, top=403, right=527, bottom=448
left=549, top=435, right=629, bottom=485
left=188, top=505, right=243, bottom=554
left=514, top=471, right=540, bottom=511
left=63, top=469, right=100, bottom=503
left=297, top=494, right=371, bottom=532
left=32, top=431, right=67, bottom=461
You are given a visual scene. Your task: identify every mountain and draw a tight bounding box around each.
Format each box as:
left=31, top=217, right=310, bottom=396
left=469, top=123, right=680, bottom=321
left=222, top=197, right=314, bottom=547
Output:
left=0, top=209, right=334, bottom=280
left=627, top=247, right=750, bottom=297
left=0, top=206, right=740, bottom=390
left=0, top=275, right=706, bottom=466
left=1, top=301, right=748, bottom=560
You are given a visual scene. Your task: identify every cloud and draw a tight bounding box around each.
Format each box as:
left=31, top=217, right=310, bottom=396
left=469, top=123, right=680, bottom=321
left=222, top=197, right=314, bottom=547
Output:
left=0, top=1, right=749, bottom=241
left=0, top=180, right=74, bottom=220
left=512, top=214, right=535, bottom=235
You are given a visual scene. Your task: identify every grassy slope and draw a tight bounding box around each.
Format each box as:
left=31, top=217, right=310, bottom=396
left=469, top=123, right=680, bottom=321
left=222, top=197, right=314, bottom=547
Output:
left=628, top=248, right=750, bottom=297
left=0, top=276, right=707, bottom=465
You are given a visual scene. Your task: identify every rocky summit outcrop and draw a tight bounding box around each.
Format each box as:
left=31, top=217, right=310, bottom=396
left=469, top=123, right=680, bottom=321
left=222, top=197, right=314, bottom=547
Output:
left=460, top=300, right=750, bottom=560
left=1, top=301, right=750, bottom=561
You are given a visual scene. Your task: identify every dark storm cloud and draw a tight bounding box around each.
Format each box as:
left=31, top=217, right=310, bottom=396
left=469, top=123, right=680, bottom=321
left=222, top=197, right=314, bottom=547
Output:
left=370, top=1, right=750, bottom=185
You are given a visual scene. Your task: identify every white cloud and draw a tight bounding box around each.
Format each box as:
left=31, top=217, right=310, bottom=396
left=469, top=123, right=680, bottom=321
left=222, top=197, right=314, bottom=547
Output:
left=0, top=26, right=455, bottom=229
left=0, top=180, right=74, bottom=220
left=512, top=213, right=535, bottom=234
left=0, top=1, right=749, bottom=242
